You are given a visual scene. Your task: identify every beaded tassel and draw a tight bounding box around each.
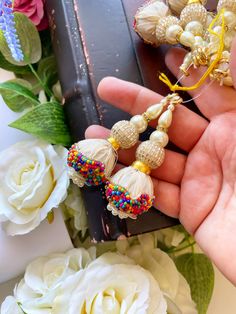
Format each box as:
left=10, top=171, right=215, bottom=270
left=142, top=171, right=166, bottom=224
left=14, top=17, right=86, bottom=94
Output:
left=134, top=0, right=235, bottom=87
left=67, top=96, right=171, bottom=187
left=105, top=94, right=183, bottom=219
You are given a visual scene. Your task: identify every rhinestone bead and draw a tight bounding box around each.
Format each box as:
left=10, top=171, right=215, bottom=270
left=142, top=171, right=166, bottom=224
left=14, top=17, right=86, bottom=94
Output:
left=156, top=16, right=180, bottom=44
left=136, top=141, right=165, bottom=169
left=111, top=121, right=139, bottom=149
left=217, top=0, right=236, bottom=14
left=180, top=4, right=207, bottom=27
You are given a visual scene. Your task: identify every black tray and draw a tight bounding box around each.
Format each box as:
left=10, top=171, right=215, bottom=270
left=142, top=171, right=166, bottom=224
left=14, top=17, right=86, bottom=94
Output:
left=46, top=0, right=216, bottom=241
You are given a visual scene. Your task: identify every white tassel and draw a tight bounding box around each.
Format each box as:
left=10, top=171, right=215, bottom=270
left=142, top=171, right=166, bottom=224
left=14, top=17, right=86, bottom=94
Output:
left=167, top=0, right=188, bottom=16
left=134, top=0, right=170, bottom=46
left=106, top=167, right=154, bottom=219
left=67, top=139, right=117, bottom=187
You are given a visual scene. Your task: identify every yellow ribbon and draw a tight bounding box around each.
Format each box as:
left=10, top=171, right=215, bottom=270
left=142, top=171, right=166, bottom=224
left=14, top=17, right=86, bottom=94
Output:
left=159, top=9, right=225, bottom=92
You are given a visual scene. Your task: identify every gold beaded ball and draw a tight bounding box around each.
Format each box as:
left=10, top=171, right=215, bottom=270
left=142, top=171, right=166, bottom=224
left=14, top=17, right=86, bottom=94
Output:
left=136, top=140, right=165, bottom=169
left=180, top=3, right=208, bottom=27
left=156, top=16, right=181, bottom=44
left=111, top=121, right=139, bottom=149
left=217, top=0, right=236, bottom=14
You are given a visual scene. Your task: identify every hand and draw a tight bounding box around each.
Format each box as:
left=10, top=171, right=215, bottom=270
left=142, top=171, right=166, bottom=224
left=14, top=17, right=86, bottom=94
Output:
left=85, top=38, right=236, bottom=285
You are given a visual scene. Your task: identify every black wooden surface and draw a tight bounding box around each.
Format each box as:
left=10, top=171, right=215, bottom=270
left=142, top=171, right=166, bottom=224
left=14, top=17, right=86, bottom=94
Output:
left=46, top=0, right=216, bottom=241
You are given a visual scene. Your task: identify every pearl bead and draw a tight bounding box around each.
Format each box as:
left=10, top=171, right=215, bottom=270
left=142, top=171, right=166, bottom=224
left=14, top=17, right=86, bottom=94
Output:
left=194, top=35, right=204, bottom=48
left=222, top=50, right=230, bottom=59
left=213, top=26, right=222, bottom=35
left=150, top=130, right=169, bottom=147
left=185, top=21, right=203, bottom=36
left=130, top=115, right=148, bottom=133
left=224, top=11, right=236, bottom=29
left=180, top=52, right=192, bottom=75
left=182, top=52, right=192, bottom=66
left=146, top=103, right=163, bottom=120
left=166, top=24, right=183, bottom=44
left=224, top=33, right=234, bottom=50
left=223, top=76, right=233, bottom=87
left=158, top=109, right=173, bottom=128
left=168, top=104, right=175, bottom=111
left=217, top=0, right=236, bottom=15
left=179, top=31, right=195, bottom=48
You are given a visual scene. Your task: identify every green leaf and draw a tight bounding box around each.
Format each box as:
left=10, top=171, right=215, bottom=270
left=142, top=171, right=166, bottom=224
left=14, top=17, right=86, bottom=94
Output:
left=37, top=56, right=58, bottom=88
left=9, top=102, right=72, bottom=146
left=175, top=253, right=214, bottom=314
left=0, top=51, right=30, bottom=74
left=0, top=80, right=39, bottom=112
left=0, top=13, right=42, bottom=65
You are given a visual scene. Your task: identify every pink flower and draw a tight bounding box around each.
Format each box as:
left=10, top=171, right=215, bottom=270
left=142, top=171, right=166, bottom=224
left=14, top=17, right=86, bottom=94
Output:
left=13, top=0, right=48, bottom=31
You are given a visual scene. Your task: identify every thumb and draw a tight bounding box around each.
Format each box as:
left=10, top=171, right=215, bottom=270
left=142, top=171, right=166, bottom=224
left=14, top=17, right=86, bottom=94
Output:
left=230, top=36, right=236, bottom=89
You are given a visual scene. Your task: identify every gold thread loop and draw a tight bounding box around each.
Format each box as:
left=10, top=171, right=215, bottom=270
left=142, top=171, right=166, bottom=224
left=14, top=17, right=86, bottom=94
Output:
left=132, top=161, right=151, bottom=175
left=107, top=137, right=120, bottom=150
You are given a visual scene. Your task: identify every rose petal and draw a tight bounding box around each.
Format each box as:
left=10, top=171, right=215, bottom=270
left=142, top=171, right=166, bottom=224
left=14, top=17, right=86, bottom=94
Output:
left=0, top=296, right=24, bottom=314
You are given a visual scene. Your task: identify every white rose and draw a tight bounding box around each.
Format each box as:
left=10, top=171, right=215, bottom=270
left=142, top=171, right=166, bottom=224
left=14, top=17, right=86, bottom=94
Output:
left=155, top=227, right=185, bottom=248
left=123, top=233, right=197, bottom=314
left=0, top=139, right=69, bottom=235
left=0, top=296, right=23, bottom=314
left=52, top=252, right=167, bottom=314
left=13, top=248, right=95, bottom=313
left=63, top=183, right=88, bottom=237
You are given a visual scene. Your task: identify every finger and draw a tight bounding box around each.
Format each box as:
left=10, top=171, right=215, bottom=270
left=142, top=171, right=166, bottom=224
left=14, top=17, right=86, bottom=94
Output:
left=153, top=179, right=180, bottom=218
left=166, top=47, right=236, bottom=119
left=230, top=36, right=236, bottom=89
left=98, top=77, right=208, bottom=151
left=98, top=77, right=162, bottom=114
left=85, top=125, right=186, bottom=185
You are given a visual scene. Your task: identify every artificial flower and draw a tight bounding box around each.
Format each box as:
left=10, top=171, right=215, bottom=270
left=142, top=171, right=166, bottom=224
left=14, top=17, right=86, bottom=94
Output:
left=155, top=227, right=186, bottom=248
left=62, top=183, right=88, bottom=237
left=1, top=243, right=197, bottom=314
left=52, top=252, right=167, bottom=314
left=0, top=296, right=23, bottom=314
left=117, top=233, right=197, bottom=314
left=0, top=0, right=24, bottom=61
left=13, top=248, right=95, bottom=314
left=13, top=0, right=48, bottom=31
left=0, top=139, right=69, bottom=235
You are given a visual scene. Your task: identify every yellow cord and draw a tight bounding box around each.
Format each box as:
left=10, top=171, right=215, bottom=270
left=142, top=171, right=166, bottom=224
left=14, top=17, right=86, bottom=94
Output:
left=159, top=9, right=225, bottom=92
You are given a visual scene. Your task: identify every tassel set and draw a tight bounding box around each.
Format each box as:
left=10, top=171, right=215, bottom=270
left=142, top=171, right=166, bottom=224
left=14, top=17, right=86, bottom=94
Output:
left=134, top=0, right=236, bottom=89
left=67, top=0, right=235, bottom=219
left=67, top=94, right=183, bottom=219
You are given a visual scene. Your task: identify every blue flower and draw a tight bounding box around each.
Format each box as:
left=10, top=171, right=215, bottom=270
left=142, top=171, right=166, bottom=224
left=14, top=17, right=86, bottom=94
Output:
left=0, top=0, right=24, bottom=62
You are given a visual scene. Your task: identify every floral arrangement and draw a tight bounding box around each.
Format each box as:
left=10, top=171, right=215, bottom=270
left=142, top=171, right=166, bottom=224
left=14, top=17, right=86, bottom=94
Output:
left=1, top=230, right=214, bottom=314
left=0, top=1, right=215, bottom=314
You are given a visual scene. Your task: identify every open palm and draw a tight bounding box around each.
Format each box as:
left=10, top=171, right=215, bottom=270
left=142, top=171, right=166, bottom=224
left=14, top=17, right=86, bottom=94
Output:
left=86, top=42, right=236, bottom=285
